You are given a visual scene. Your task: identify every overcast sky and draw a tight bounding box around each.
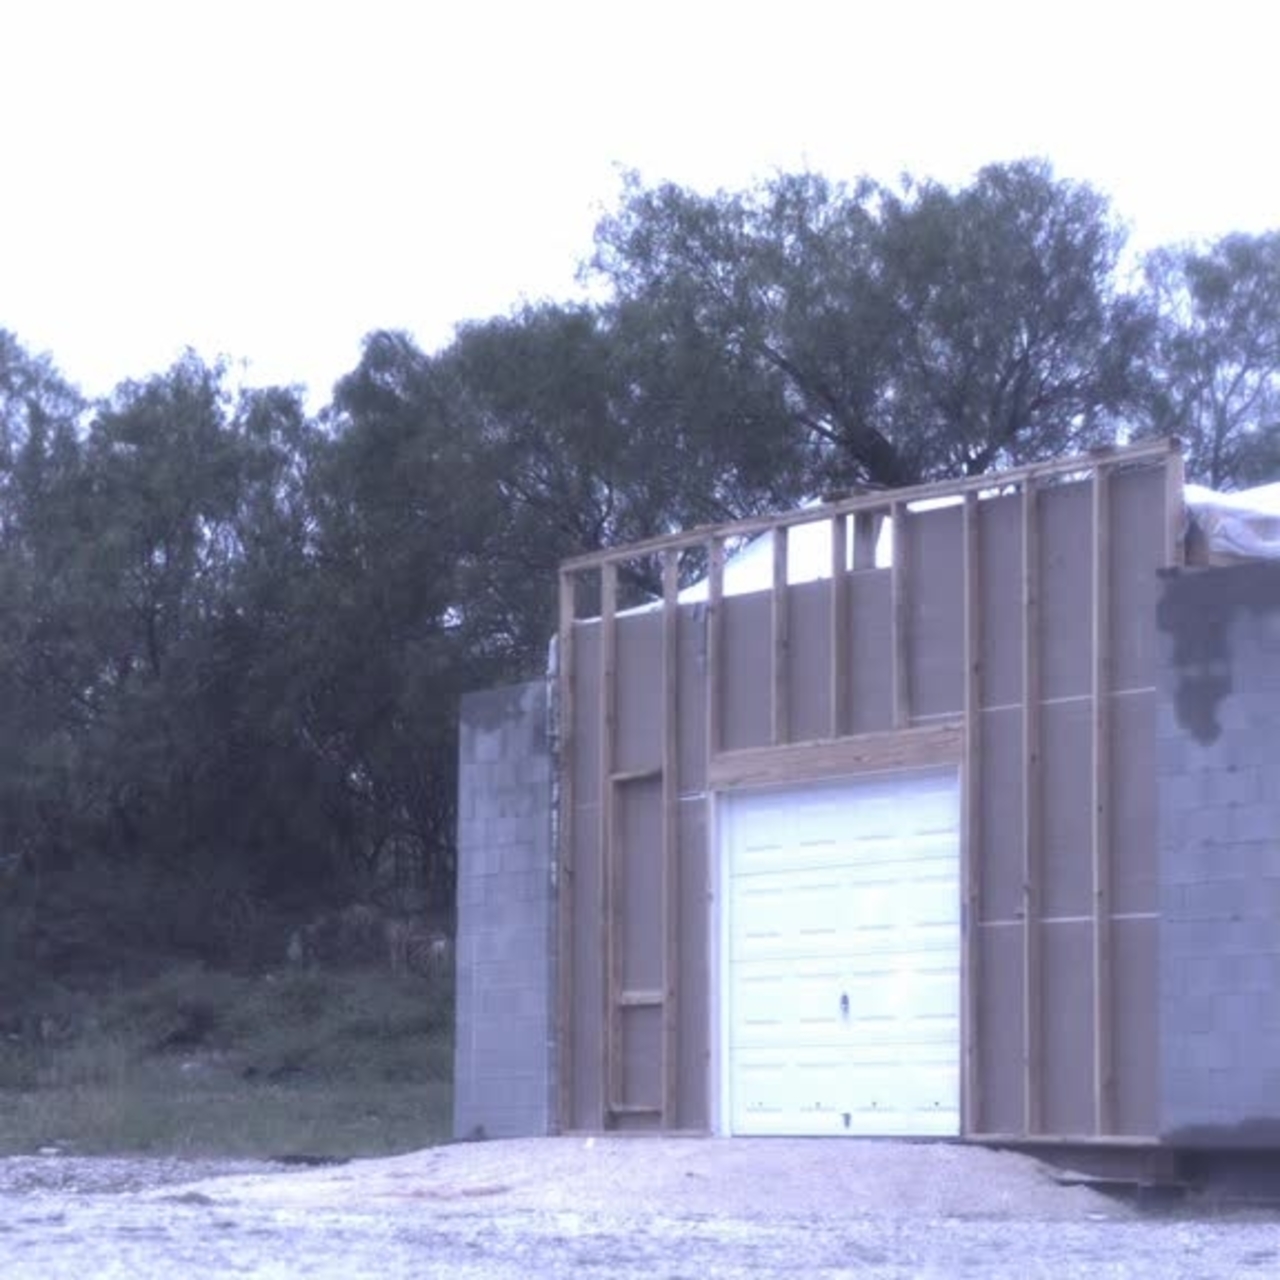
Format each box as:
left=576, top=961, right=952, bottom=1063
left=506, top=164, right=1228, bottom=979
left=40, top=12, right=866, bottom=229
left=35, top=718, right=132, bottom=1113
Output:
left=3, top=0, right=1276, bottom=405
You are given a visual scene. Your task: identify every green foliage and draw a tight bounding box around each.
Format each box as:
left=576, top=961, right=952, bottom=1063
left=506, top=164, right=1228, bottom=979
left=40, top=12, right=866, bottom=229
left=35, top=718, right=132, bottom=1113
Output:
left=1140, top=231, right=1280, bottom=487
left=0, top=965, right=452, bottom=1156
left=591, top=160, right=1145, bottom=490
left=1, top=162, right=1278, bottom=994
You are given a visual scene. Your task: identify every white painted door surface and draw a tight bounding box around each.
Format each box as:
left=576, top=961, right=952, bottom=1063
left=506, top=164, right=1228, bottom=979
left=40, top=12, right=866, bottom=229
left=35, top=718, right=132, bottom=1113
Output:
left=722, top=769, right=960, bottom=1137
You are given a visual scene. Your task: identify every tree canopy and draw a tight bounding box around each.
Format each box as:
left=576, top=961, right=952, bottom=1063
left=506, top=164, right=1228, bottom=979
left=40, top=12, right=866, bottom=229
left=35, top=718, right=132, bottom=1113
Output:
left=1, top=159, right=1277, bottom=983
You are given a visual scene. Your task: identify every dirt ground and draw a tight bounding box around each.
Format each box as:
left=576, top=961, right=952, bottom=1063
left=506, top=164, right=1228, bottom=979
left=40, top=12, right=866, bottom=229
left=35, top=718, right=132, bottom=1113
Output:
left=3, top=1138, right=1279, bottom=1278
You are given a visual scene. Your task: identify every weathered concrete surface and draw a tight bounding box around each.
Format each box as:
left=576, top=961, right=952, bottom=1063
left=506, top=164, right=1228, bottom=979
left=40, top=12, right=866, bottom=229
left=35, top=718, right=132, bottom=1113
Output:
left=1157, top=564, right=1280, bottom=1146
left=454, top=681, right=555, bottom=1140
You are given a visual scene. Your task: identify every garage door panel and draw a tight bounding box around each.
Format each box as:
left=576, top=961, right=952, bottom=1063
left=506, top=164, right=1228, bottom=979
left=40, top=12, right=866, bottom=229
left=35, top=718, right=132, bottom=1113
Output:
left=724, top=769, right=961, bottom=1138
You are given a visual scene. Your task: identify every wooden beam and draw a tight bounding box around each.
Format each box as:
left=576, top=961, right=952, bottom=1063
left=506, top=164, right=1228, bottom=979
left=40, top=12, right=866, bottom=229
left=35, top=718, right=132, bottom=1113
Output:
left=560, top=437, right=1178, bottom=572
left=599, top=563, right=618, bottom=1129
left=891, top=503, right=910, bottom=729
left=1021, top=480, right=1043, bottom=1138
left=707, top=722, right=963, bottom=790
left=661, top=549, right=680, bottom=1130
left=609, top=768, right=662, bottom=785
left=1092, top=468, right=1115, bottom=1136
left=706, top=537, right=724, bottom=757
left=555, top=569, right=577, bottom=1133
left=620, top=989, right=665, bottom=1009
left=830, top=513, right=850, bottom=739
left=962, top=492, right=983, bottom=1137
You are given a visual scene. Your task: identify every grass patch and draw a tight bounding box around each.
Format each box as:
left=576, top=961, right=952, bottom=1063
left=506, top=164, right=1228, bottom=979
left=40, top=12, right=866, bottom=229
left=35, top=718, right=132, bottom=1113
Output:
left=0, top=965, right=454, bottom=1159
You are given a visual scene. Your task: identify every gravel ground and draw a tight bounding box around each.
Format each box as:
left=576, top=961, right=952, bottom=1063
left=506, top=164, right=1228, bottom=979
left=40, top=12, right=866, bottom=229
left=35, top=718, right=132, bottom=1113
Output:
left=2, top=1139, right=1279, bottom=1278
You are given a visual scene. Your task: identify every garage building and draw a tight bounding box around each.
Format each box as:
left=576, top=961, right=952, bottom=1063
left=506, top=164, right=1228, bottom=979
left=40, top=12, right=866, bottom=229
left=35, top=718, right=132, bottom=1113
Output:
left=454, top=437, right=1280, bottom=1153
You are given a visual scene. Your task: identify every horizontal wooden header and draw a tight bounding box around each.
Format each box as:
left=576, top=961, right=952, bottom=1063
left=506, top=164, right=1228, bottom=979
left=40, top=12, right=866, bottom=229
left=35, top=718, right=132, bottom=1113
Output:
left=707, top=722, right=964, bottom=791
left=561, top=438, right=1181, bottom=574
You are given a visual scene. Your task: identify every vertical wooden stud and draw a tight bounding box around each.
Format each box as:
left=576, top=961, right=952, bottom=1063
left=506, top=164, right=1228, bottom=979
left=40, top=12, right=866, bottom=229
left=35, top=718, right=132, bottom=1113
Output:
left=661, top=550, right=680, bottom=1128
left=1021, top=480, right=1043, bottom=1137
left=830, top=513, right=850, bottom=739
left=1092, top=468, right=1115, bottom=1136
left=599, top=562, right=618, bottom=1127
left=556, top=569, right=576, bottom=1132
left=772, top=525, right=790, bottom=745
left=962, top=492, right=983, bottom=1136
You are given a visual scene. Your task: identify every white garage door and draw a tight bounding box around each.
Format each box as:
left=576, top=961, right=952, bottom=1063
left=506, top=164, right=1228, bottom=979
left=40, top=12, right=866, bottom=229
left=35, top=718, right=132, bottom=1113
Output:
left=721, top=768, right=961, bottom=1137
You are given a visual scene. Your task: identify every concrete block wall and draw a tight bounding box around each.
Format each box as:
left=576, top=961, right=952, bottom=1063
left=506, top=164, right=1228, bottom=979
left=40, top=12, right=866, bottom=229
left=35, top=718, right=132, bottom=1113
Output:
left=454, top=680, right=555, bottom=1139
left=1157, top=564, right=1280, bottom=1146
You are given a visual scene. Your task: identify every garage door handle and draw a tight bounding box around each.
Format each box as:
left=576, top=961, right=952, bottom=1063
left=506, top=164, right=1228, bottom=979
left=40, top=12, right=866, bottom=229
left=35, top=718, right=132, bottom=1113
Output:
left=840, top=992, right=849, bottom=1017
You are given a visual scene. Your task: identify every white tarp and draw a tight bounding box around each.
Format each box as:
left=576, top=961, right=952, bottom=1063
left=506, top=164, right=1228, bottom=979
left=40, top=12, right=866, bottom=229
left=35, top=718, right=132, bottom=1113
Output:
left=1185, top=483, right=1280, bottom=562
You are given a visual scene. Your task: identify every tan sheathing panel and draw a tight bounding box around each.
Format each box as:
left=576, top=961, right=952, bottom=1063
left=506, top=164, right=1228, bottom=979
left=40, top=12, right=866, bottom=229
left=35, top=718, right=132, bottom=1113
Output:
left=1111, top=916, right=1158, bottom=1136
left=617, top=778, right=662, bottom=994
left=1110, top=465, right=1166, bottom=691
left=786, top=580, right=834, bottom=743
left=907, top=504, right=965, bottom=720
left=1039, top=921, right=1096, bottom=1135
left=1040, top=699, right=1092, bottom=920
left=977, top=494, right=1022, bottom=709
left=571, top=624, right=601, bottom=807
left=977, top=923, right=1025, bottom=1134
left=1110, top=691, right=1157, bottom=916
left=847, top=572, right=894, bottom=733
left=569, top=805, right=602, bottom=1130
left=676, top=797, right=710, bottom=1131
left=614, top=610, right=662, bottom=776
left=619, top=1004, right=663, bottom=1119
left=1039, top=484, right=1093, bottom=701
left=978, top=707, right=1024, bottom=923
left=720, top=593, right=772, bottom=750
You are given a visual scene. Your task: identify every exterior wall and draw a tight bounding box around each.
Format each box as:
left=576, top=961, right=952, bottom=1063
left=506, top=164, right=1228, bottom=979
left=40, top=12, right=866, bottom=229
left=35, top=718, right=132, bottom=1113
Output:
left=561, top=455, right=1177, bottom=1138
left=454, top=681, right=555, bottom=1139
left=1158, top=564, right=1280, bottom=1147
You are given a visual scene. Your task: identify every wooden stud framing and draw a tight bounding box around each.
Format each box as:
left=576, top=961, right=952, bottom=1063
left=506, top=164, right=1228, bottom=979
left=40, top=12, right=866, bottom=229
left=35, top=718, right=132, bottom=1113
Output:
left=706, top=537, right=725, bottom=758
left=707, top=722, right=963, bottom=790
left=599, top=563, right=618, bottom=1127
left=661, top=549, right=680, bottom=1128
left=563, top=439, right=1178, bottom=577
left=891, top=503, right=910, bottom=729
left=961, top=491, right=983, bottom=1136
left=1091, top=468, right=1115, bottom=1136
left=830, top=513, right=850, bottom=739
left=555, top=570, right=576, bottom=1133
left=620, top=988, right=665, bottom=1009
left=550, top=439, right=1183, bottom=1136
left=1021, top=480, right=1043, bottom=1137
left=772, top=526, right=791, bottom=745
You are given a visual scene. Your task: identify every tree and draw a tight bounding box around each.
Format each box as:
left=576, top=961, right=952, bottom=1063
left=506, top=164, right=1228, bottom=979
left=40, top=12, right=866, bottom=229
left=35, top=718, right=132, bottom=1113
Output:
left=591, top=161, right=1147, bottom=491
left=1140, top=232, right=1280, bottom=488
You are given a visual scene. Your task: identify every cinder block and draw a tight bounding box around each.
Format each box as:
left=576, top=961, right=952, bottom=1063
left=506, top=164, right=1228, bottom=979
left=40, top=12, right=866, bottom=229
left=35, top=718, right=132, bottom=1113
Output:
left=1185, top=1032, right=1233, bottom=1073
left=1180, top=804, right=1230, bottom=849
left=1207, top=765, right=1263, bottom=807
left=1230, top=803, right=1278, bottom=843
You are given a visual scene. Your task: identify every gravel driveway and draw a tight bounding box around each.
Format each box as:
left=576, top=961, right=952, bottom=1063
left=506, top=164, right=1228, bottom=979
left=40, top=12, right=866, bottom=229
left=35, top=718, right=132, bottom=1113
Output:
left=3, top=1138, right=1278, bottom=1278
